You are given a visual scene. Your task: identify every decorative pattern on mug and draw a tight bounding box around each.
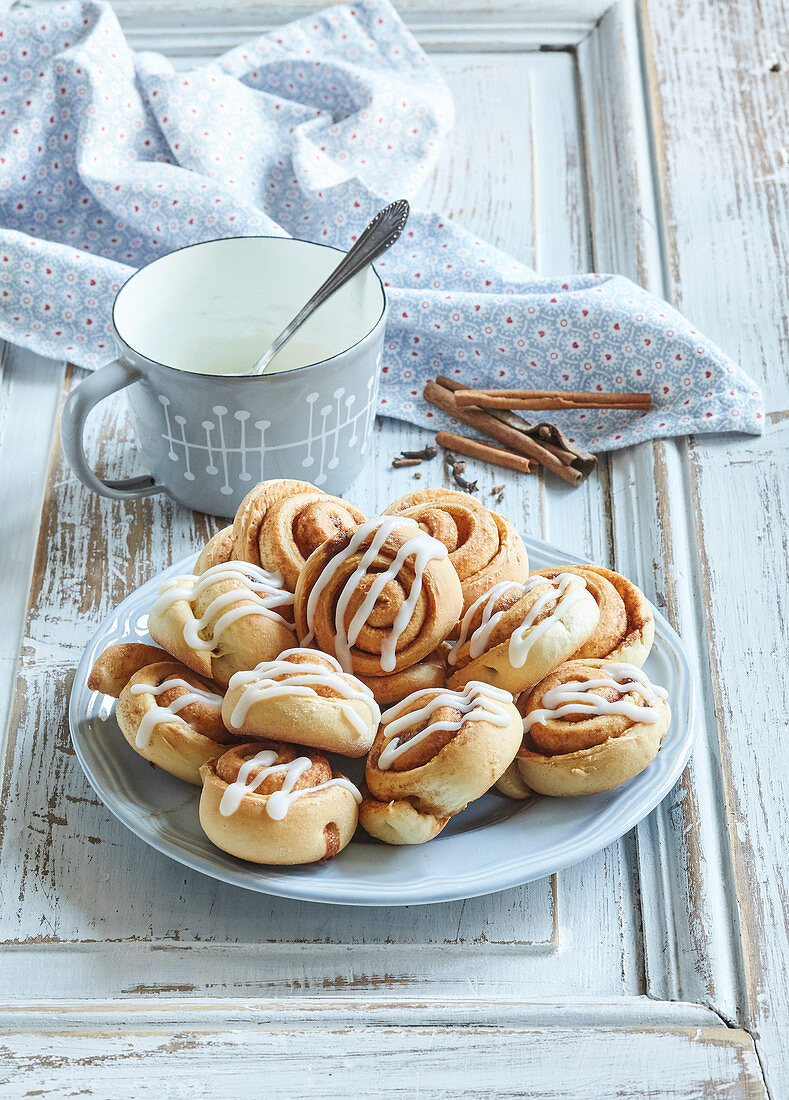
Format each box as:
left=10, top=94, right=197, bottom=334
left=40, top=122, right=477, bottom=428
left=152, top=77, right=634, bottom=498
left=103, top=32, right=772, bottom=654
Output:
left=158, top=376, right=378, bottom=494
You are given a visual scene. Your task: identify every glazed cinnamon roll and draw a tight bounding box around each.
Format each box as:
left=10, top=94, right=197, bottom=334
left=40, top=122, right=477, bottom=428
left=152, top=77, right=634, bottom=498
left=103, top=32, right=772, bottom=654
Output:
left=147, top=561, right=295, bottom=687
left=194, top=525, right=235, bottom=574
left=199, top=741, right=361, bottom=864
left=194, top=479, right=366, bottom=591
left=384, top=488, right=528, bottom=617
left=360, top=681, right=522, bottom=844
left=294, top=516, right=462, bottom=700
left=359, top=645, right=448, bottom=706
left=533, top=565, right=654, bottom=667
left=446, top=572, right=599, bottom=695
left=510, top=659, right=671, bottom=796
left=222, top=648, right=380, bottom=757
left=87, top=643, right=234, bottom=785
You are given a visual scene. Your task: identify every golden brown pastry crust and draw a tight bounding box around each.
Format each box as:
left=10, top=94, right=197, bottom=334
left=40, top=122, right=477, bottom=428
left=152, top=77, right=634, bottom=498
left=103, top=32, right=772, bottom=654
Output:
left=88, top=645, right=234, bottom=785
left=446, top=574, right=599, bottom=695
left=221, top=649, right=379, bottom=757
left=147, top=564, right=295, bottom=687
left=199, top=741, right=359, bottom=864
left=494, top=760, right=534, bottom=800
left=357, top=646, right=448, bottom=706
left=533, top=564, right=654, bottom=667
left=87, top=642, right=170, bottom=697
left=232, top=480, right=366, bottom=590
left=194, top=526, right=235, bottom=574
left=363, top=686, right=522, bottom=833
left=384, top=488, right=529, bottom=617
left=512, top=658, right=671, bottom=797
left=358, top=787, right=449, bottom=845
left=294, top=521, right=462, bottom=680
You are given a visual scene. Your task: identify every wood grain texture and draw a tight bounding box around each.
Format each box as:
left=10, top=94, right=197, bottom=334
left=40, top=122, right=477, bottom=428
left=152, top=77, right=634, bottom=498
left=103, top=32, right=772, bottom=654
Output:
left=642, top=0, right=789, bottom=1090
left=0, top=48, right=649, bottom=1008
left=0, top=2, right=781, bottom=1096
left=579, top=1, right=748, bottom=1028
left=0, top=1022, right=766, bottom=1099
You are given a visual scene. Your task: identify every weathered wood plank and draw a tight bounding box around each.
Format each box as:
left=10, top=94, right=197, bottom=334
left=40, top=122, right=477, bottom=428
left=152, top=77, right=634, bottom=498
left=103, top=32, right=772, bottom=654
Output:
left=0, top=347, right=64, bottom=753
left=643, top=0, right=789, bottom=1091
left=579, top=1, right=749, bottom=1027
left=0, top=1022, right=766, bottom=1099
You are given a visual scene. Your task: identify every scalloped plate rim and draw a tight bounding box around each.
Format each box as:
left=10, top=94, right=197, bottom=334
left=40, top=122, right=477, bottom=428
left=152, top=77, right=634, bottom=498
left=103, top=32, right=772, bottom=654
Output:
left=69, top=535, right=698, bottom=906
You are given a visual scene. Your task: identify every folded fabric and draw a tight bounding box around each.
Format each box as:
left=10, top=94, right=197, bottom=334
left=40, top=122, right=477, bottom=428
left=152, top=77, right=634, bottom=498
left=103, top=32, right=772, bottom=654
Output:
left=0, top=0, right=763, bottom=449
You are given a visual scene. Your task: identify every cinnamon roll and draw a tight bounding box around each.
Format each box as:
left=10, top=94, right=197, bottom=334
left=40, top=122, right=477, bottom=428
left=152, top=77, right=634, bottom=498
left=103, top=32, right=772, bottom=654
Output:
left=147, top=561, right=295, bottom=687
left=199, top=741, right=361, bottom=864
left=384, top=488, right=528, bottom=617
left=360, top=681, right=522, bottom=844
left=511, top=659, right=671, bottom=796
left=195, top=481, right=367, bottom=589
left=194, top=525, right=235, bottom=574
left=446, top=572, right=599, bottom=695
left=221, top=648, right=380, bottom=758
left=533, top=565, right=654, bottom=667
left=359, top=645, right=448, bottom=706
left=88, top=643, right=234, bottom=785
left=294, top=516, right=463, bottom=699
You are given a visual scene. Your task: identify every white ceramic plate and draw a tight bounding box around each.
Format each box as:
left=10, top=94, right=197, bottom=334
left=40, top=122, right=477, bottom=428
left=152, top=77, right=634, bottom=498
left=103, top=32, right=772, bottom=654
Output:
left=69, top=537, right=697, bottom=906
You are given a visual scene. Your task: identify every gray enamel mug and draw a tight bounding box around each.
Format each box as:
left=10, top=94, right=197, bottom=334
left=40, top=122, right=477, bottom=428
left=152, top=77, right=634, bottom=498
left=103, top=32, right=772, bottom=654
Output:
left=61, top=236, right=388, bottom=516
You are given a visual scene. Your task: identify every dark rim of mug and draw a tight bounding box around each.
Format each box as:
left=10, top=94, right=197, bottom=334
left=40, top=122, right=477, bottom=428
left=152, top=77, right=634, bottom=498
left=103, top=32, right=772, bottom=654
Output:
left=110, top=235, right=388, bottom=381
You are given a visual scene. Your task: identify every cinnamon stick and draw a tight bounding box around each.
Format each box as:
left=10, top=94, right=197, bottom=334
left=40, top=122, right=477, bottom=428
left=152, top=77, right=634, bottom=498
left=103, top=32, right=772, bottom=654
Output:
left=425, top=377, right=583, bottom=485
left=435, top=432, right=536, bottom=475
left=453, top=387, right=651, bottom=411
left=435, top=376, right=597, bottom=482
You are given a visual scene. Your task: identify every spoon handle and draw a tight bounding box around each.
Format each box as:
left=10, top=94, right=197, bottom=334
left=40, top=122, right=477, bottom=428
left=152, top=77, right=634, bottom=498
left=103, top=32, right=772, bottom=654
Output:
left=251, top=198, right=410, bottom=376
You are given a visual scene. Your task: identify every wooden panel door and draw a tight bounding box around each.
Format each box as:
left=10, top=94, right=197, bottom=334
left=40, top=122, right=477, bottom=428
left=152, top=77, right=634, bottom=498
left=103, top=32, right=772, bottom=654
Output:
left=0, top=0, right=776, bottom=1094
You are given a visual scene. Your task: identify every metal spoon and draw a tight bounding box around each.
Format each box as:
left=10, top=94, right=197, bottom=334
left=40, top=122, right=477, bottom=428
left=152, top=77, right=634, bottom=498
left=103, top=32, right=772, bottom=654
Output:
left=248, top=198, right=410, bottom=376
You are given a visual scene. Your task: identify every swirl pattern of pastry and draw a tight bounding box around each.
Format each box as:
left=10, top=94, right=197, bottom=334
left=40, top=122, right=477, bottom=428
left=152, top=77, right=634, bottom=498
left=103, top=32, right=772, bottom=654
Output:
left=87, top=643, right=235, bottom=785
left=148, top=561, right=295, bottom=687
left=195, top=480, right=367, bottom=591
left=361, top=681, right=522, bottom=844
left=384, top=488, right=528, bottom=616
left=222, top=648, right=380, bottom=757
left=507, top=658, right=671, bottom=797
left=446, top=572, right=599, bottom=694
left=199, top=741, right=361, bottom=864
left=532, top=564, right=654, bottom=666
left=294, top=516, right=463, bottom=697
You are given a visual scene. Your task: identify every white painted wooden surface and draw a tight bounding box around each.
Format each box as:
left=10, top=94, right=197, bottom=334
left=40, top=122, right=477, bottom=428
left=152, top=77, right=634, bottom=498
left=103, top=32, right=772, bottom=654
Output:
left=0, top=0, right=783, bottom=1095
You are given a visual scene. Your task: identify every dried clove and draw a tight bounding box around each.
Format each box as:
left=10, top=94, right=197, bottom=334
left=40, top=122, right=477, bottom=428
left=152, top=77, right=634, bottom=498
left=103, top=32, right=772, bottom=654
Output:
left=401, top=444, right=438, bottom=460
left=454, top=470, right=478, bottom=492
left=392, top=456, right=421, bottom=468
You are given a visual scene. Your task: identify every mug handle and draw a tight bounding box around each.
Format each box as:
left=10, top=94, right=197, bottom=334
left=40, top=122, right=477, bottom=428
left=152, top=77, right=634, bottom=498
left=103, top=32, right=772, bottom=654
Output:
left=60, top=359, right=166, bottom=501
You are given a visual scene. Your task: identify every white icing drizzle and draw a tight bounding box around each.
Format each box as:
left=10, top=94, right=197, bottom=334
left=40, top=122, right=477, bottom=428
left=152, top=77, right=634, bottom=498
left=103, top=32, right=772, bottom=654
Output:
left=448, top=573, right=588, bottom=670
left=226, top=648, right=381, bottom=735
left=376, top=680, right=514, bottom=771
left=302, top=516, right=449, bottom=674
left=129, top=677, right=224, bottom=749
left=447, top=580, right=523, bottom=666
left=522, top=661, right=669, bottom=732
left=218, top=749, right=362, bottom=820
left=150, top=561, right=295, bottom=653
